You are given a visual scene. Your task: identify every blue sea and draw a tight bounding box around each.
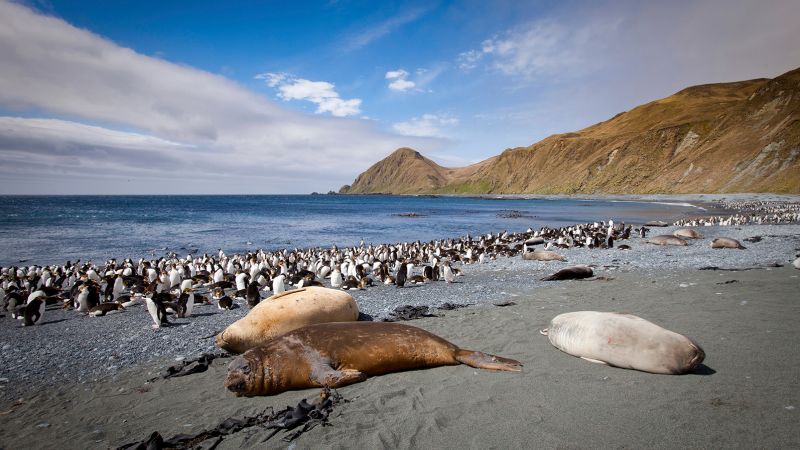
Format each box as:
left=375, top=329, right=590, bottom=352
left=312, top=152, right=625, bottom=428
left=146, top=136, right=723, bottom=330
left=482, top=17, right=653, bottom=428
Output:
left=0, top=195, right=704, bottom=266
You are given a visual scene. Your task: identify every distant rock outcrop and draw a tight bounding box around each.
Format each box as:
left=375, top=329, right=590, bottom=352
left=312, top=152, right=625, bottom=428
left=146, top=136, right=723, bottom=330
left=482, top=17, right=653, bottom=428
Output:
left=341, top=67, right=800, bottom=194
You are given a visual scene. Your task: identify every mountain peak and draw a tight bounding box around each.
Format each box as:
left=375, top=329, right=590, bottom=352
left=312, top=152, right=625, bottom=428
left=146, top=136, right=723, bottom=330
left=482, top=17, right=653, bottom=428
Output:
left=340, top=67, right=800, bottom=194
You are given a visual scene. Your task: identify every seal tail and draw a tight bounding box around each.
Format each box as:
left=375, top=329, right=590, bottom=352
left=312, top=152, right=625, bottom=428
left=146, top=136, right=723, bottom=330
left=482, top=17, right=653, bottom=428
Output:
left=454, top=349, right=522, bottom=372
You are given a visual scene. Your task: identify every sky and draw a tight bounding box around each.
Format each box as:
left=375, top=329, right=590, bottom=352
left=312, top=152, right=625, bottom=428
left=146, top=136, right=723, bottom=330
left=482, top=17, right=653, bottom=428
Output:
left=0, top=0, right=798, bottom=194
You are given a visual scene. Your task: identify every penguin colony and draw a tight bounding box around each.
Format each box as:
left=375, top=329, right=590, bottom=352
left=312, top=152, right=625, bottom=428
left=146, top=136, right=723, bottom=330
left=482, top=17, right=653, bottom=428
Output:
left=2, top=199, right=798, bottom=328
left=0, top=218, right=648, bottom=327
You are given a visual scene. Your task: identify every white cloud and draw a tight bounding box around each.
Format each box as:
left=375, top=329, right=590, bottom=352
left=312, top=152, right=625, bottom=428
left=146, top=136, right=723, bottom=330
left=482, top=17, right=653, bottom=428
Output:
left=458, top=20, right=601, bottom=78
left=343, top=7, right=429, bottom=51
left=388, top=78, right=416, bottom=92
left=392, top=114, right=459, bottom=138
left=254, top=72, right=288, bottom=87
left=0, top=2, right=436, bottom=194
left=384, top=68, right=417, bottom=92
left=256, top=75, right=363, bottom=117
left=385, top=70, right=408, bottom=80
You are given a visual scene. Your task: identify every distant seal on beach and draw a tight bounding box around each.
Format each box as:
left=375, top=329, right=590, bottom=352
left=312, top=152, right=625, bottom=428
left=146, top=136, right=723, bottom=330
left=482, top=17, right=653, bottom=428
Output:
left=541, top=265, right=593, bottom=281
left=541, top=311, right=704, bottom=374
left=645, top=220, right=669, bottom=227
left=673, top=228, right=703, bottom=239
left=646, top=235, right=688, bottom=246
left=710, top=237, right=746, bottom=249
left=215, top=287, right=359, bottom=354
left=224, top=321, right=523, bottom=396
left=522, top=250, right=566, bottom=262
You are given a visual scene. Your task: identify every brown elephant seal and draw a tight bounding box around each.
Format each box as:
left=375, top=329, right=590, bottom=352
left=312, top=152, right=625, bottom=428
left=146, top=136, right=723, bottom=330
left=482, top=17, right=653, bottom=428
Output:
left=216, top=287, right=359, bottom=354
left=646, top=235, right=688, bottom=246
left=541, top=265, right=593, bottom=281
left=522, top=250, right=566, bottom=262
left=541, top=311, right=704, bottom=374
left=710, top=237, right=746, bottom=249
left=673, top=228, right=702, bottom=239
left=224, top=321, right=522, bottom=396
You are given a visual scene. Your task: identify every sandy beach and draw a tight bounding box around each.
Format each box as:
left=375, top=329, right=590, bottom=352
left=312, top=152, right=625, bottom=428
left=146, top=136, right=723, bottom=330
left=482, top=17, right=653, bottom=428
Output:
left=1, top=259, right=798, bottom=449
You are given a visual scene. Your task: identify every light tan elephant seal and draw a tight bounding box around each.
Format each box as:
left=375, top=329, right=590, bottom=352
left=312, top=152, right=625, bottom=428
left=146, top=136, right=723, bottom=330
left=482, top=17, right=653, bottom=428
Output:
left=673, top=228, right=703, bottom=239
left=710, top=237, right=746, bottom=249
left=216, top=287, right=359, bottom=354
left=541, top=311, right=704, bottom=374
left=522, top=250, right=566, bottom=261
left=646, top=235, right=688, bottom=246
left=224, top=321, right=523, bottom=396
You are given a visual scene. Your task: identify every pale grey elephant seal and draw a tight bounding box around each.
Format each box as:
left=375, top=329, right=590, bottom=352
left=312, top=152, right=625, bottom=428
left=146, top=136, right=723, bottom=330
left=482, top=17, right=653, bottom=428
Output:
left=541, top=311, right=704, bottom=374
left=646, top=235, right=688, bottom=246
left=216, top=287, right=359, bottom=354
left=522, top=250, right=566, bottom=262
left=224, top=321, right=522, bottom=396
left=541, top=265, right=593, bottom=281
left=673, top=228, right=703, bottom=239
left=710, top=237, right=746, bottom=249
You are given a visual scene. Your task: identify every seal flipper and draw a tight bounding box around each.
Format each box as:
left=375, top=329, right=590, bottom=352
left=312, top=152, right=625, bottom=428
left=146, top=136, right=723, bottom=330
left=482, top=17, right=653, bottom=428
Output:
left=454, top=349, right=522, bottom=372
left=580, top=357, right=609, bottom=365
left=313, top=367, right=367, bottom=388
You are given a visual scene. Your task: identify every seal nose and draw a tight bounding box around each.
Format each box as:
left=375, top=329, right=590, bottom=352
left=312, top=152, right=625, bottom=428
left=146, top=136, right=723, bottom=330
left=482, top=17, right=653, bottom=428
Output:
left=224, top=357, right=252, bottom=395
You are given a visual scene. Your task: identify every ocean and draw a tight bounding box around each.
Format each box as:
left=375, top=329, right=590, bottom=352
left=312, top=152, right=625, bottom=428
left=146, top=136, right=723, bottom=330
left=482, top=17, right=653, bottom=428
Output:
left=0, top=195, right=704, bottom=266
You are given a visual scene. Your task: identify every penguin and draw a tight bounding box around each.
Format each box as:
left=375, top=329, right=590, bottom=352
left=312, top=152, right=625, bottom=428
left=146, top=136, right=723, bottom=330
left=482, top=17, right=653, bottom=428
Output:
left=145, top=296, right=170, bottom=328
left=330, top=268, right=343, bottom=288
left=75, top=285, right=90, bottom=312
left=395, top=263, right=407, bottom=288
left=178, top=288, right=194, bottom=317
left=245, top=281, right=260, bottom=308
left=442, top=262, right=455, bottom=283
left=272, top=274, right=285, bottom=295
left=85, top=284, right=100, bottom=310
left=341, top=277, right=361, bottom=290
left=423, top=265, right=434, bottom=281
left=21, top=297, right=45, bottom=326
left=217, top=295, right=233, bottom=310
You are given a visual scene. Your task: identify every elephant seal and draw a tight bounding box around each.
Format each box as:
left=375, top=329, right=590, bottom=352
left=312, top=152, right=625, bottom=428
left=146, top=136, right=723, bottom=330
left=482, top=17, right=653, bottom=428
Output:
left=224, top=321, right=522, bottom=396
left=646, top=235, right=688, bottom=246
left=645, top=220, right=669, bottom=227
left=541, top=311, right=704, bottom=374
left=522, top=250, right=566, bottom=262
left=216, top=287, right=358, bottom=354
left=673, top=228, right=702, bottom=239
left=710, top=237, right=746, bottom=249
left=541, top=265, right=593, bottom=281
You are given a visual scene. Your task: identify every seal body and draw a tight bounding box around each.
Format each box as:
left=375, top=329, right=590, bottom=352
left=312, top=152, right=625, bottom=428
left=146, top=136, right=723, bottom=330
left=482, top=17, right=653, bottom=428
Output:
left=216, top=287, right=358, bottom=354
left=711, top=237, right=746, bottom=249
left=522, top=251, right=566, bottom=262
left=544, top=311, right=704, bottom=374
left=646, top=235, right=688, bottom=246
left=224, top=321, right=522, bottom=396
left=541, top=265, right=593, bottom=281
left=673, top=228, right=702, bottom=239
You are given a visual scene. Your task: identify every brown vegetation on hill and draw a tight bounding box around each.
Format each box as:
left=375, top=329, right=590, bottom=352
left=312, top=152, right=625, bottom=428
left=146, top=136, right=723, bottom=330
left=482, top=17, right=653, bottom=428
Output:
left=341, top=67, right=800, bottom=194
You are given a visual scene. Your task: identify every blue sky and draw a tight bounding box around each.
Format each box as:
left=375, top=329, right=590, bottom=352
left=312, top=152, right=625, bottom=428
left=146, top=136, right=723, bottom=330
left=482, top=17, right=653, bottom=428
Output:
left=1, top=0, right=798, bottom=193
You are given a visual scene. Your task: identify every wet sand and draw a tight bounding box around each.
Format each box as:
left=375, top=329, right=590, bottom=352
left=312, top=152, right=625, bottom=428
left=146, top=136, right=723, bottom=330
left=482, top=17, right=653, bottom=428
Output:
left=1, top=265, right=798, bottom=449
